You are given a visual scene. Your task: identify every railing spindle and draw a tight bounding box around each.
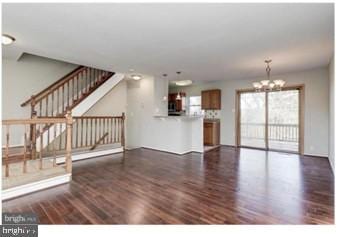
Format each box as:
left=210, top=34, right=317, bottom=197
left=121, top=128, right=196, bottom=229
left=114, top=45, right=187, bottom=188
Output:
left=53, top=123, right=57, bottom=167
left=31, top=112, right=37, bottom=160
left=81, top=118, right=84, bottom=147
left=85, top=118, right=88, bottom=146
left=39, top=101, right=42, bottom=117
left=57, top=88, right=60, bottom=116
left=110, top=118, right=113, bottom=143
left=23, top=125, right=28, bottom=173
left=65, top=111, right=73, bottom=173
left=47, top=122, right=50, bottom=152
left=51, top=91, right=54, bottom=116
left=62, top=84, right=65, bottom=112
left=39, top=124, right=43, bottom=170
left=59, top=122, right=62, bottom=150
left=115, top=118, right=117, bottom=142
left=95, top=118, right=98, bottom=144
left=90, top=118, right=93, bottom=146
left=5, top=125, right=10, bottom=177
left=121, top=113, right=125, bottom=148
left=75, top=118, right=79, bottom=149
left=102, top=118, right=105, bottom=144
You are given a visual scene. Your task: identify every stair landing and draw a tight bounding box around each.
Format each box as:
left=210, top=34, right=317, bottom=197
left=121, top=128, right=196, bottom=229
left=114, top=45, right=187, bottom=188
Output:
left=2, top=159, right=67, bottom=190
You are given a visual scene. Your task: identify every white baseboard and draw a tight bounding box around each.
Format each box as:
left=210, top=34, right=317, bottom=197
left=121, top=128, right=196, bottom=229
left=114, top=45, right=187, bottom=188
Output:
left=142, top=146, right=203, bottom=155
left=2, top=174, right=71, bottom=201
left=55, top=147, right=124, bottom=164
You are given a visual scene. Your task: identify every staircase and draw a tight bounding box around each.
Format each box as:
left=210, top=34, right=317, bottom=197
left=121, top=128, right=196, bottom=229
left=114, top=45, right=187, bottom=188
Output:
left=2, top=65, right=126, bottom=200
left=21, top=66, right=115, bottom=118
left=21, top=66, right=124, bottom=151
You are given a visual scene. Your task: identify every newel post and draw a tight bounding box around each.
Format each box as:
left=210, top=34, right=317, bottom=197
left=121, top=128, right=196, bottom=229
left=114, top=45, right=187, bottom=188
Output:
left=30, top=95, right=36, bottom=118
left=65, top=109, right=73, bottom=174
left=29, top=95, right=37, bottom=159
left=121, top=112, right=125, bottom=150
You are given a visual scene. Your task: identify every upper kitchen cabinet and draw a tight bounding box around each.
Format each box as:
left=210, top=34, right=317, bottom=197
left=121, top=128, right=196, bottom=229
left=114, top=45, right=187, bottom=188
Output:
left=201, top=89, right=221, bottom=110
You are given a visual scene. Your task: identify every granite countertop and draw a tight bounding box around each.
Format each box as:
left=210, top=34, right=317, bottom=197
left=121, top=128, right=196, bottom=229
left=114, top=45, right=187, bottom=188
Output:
left=154, top=115, right=204, bottom=119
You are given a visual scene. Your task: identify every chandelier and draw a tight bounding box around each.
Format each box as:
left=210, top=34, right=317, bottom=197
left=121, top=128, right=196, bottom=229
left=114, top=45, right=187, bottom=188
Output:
left=252, top=60, right=285, bottom=91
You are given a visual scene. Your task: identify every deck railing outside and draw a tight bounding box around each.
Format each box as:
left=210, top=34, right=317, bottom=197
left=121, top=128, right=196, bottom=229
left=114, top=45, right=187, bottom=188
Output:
left=241, top=123, right=299, bottom=143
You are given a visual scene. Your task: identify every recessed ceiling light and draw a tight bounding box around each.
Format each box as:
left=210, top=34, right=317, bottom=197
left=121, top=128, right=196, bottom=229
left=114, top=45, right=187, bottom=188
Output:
left=175, top=80, right=192, bottom=86
left=129, top=69, right=134, bottom=72
left=131, top=74, right=142, bottom=80
left=2, top=34, right=15, bottom=45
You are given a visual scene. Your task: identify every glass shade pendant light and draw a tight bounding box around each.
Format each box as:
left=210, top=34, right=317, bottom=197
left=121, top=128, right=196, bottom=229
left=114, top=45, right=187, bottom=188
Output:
left=175, top=71, right=182, bottom=100
left=253, top=59, right=286, bottom=91
left=176, top=93, right=181, bottom=100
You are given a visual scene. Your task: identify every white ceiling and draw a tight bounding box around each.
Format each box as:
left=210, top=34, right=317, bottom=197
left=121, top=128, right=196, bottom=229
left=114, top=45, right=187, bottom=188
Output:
left=2, top=3, right=334, bottom=82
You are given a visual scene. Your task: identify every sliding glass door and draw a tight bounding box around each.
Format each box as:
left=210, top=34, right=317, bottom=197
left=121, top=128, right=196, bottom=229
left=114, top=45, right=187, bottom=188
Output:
left=268, top=90, right=299, bottom=152
left=238, top=88, right=301, bottom=153
left=240, top=92, right=266, bottom=149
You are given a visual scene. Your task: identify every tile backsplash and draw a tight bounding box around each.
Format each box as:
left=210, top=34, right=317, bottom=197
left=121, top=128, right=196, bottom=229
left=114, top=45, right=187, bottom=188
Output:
left=204, top=110, right=221, bottom=119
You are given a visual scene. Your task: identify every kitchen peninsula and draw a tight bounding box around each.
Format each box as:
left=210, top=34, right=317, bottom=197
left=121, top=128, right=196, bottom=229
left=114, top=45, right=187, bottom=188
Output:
left=147, top=115, right=203, bottom=154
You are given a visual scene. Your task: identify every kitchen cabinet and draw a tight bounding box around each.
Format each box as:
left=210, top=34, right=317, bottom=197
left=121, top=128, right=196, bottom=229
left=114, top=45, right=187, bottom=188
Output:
left=168, top=93, right=186, bottom=112
left=204, top=120, right=220, bottom=146
left=201, top=89, right=221, bottom=110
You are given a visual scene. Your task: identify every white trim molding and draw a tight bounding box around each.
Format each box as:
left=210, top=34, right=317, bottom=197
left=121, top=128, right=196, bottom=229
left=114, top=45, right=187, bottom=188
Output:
left=2, top=174, right=71, bottom=201
left=142, top=146, right=203, bottom=155
left=55, top=147, right=124, bottom=164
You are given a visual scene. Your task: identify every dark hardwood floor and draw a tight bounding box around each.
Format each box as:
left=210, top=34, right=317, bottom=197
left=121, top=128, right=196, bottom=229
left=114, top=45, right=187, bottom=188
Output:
left=2, top=147, right=334, bottom=224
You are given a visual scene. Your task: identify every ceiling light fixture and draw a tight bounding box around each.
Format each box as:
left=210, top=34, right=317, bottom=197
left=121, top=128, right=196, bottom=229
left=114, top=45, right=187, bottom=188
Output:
left=2, top=34, right=15, bottom=45
left=131, top=74, right=142, bottom=80
left=252, top=60, right=285, bottom=91
left=174, top=71, right=192, bottom=86
left=175, top=80, right=192, bottom=86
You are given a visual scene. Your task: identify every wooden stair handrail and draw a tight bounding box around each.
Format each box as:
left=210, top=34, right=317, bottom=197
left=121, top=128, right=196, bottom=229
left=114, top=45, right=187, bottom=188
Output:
left=21, top=66, right=85, bottom=107
left=2, top=117, right=67, bottom=125
left=73, top=115, right=123, bottom=119
left=65, top=72, right=115, bottom=112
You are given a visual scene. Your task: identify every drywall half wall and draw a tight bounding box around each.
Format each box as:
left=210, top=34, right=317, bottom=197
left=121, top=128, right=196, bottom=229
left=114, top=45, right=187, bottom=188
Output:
left=2, top=54, right=78, bottom=146
left=170, top=67, right=330, bottom=157
left=328, top=56, right=335, bottom=173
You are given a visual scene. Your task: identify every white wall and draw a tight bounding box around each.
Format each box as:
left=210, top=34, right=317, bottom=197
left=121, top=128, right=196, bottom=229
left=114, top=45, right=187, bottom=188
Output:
left=171, top=67, right=330, bottom=157
left=2, top=54, right=78, bottom=120
left=328, top=56, right=335, bottom=172
left=153, top=77, right=168, bottom=116
left=126, top=76, right=155, bottom=149
left=2, top=54, right=78, bottom=146
left=84, top=80, right=127, bottom=117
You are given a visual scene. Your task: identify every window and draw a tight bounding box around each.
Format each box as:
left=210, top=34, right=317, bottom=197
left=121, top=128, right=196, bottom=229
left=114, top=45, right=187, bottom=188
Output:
left=189, top=96, right=203, bottom=115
